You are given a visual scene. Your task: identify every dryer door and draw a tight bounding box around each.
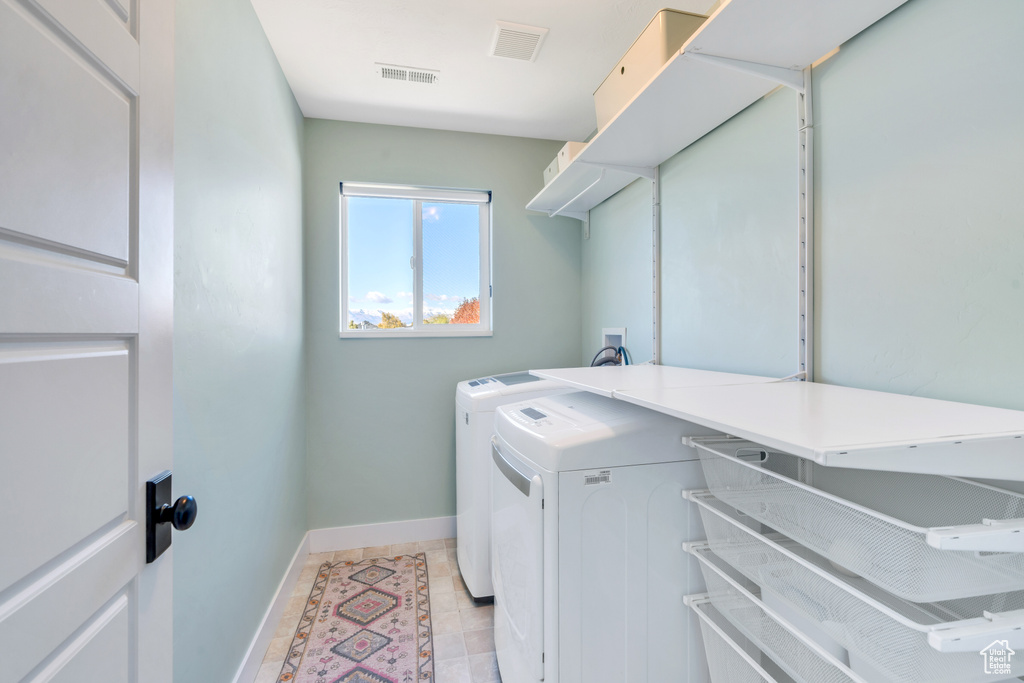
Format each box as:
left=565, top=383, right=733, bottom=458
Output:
left=491, top=437, right=545, bottom=682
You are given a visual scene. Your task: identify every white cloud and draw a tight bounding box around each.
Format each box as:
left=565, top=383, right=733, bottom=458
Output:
left=426, top=293, right=459, bottom=302
left=365, top=291, right=393, bottom=304
left=396, top=291, right=413, bottom=299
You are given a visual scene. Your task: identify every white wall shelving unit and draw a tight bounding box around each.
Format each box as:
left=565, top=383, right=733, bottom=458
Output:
left=526, top=0, right=909, bottom=219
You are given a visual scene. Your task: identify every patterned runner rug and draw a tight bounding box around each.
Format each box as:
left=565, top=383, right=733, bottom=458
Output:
left=278, top=554, right=434, bottom=683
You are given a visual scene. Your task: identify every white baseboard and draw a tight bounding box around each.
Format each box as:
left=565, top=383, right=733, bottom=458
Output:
left=308, top=515, right=456, bottom=553
left=232, top=531, right=310, bottom=683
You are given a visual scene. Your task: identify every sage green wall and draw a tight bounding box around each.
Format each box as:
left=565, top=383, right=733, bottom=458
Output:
left=659, top=88, right=797, bottom=375
left=585, top=0, right=1024, bottom=408
left=582, top=88, right=797, bottom=377
left=814, top=0, right=1024, bottom=409
left=581, top=178, right=655, bottom=364
left=303, top=120, right=581, bottom=529
left=173, top=0, right=306, bottom=681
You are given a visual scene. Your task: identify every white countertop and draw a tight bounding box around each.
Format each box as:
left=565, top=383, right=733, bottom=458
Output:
left=530, top=365, right=1024, bottom=479
left=616, top=381, right=1024, bottom=479
left=529, top=365, right=776, bottom=397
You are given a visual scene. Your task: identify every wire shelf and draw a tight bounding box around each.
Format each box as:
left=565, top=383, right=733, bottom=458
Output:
left=690, top=491, right=1024, bottom=683
left=693, top=437, right=1024, bottom=601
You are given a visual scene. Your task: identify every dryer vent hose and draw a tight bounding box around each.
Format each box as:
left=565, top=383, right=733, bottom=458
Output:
left=590, top=345, right=631, bottom=367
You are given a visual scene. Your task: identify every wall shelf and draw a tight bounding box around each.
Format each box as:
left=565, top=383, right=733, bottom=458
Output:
left=616, top=380, right=1024, bottom=481
left=532, top=366, right=1024, bottom=480
left=529, top=365, right=774, bottom=398
left=527, top=0, right=909, bottom=219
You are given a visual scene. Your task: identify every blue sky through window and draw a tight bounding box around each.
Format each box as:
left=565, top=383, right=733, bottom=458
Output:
left=348, top=197, right=480, bottom=326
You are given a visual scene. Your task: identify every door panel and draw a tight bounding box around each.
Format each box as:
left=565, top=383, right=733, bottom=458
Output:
left=33, top=0, right=141, bottom=89
left=0, top=0, right=173, bottom=679
left=0, top=0, right=132, bottom=261
left=0, top=344, right=130, bottom=590
left=0, top=255, right=138, bottom=334
left=46, top=595, right=131, bottom=683
left=102, top=0, right=130, bottom=23
left=0, top=524, right=138, bottom=683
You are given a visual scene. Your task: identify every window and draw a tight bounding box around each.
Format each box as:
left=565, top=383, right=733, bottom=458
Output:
left=340, top=183, right=491, bottom=337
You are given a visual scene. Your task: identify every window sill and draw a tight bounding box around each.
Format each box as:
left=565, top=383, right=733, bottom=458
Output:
left=339, top=328, right=493, bottom=339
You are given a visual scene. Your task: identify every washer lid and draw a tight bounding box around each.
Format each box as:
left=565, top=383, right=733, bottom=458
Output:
left=456, top=371, right=568, bottom=412
left=492, top=371, right=541, bottom=387
left=495, top=391, right=718, bottom=471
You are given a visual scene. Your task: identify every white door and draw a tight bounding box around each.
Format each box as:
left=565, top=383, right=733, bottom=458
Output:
left=0, top=0, right=174, bottom=680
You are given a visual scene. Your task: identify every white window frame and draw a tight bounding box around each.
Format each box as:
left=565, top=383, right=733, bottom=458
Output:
left=339, top=182, right=492, bottom=338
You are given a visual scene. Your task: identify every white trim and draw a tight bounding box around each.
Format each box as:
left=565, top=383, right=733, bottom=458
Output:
left=340, top=187, right=491, bottom=336
left=339, top=328, right=493, bottom=339
left=413, top=199, right=423, bottom=327
left=338, top=192, right=349, bottom=332
left=478, top=201, right=492, bottom=329
left=232, top=532, right=311, bottom=683
left=341, top=182, right=490, bottom=204
left=308, top=516, right=457, bottom=554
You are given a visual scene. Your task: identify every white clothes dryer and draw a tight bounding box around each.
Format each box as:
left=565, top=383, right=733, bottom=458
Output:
left=455, top=371, right=570, bottom=599
left=491, top=391, right=715, bottom=683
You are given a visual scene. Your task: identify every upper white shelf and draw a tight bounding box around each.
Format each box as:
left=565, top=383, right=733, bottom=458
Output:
left=527, top=0, right=909, bottom=219
left=529, top=365, right=776, bottom=397
left=615, top=381, right=1024, bottom=480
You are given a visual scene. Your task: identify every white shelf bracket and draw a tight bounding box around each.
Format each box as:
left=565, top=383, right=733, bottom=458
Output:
left=928, top=608, right=1024, bottom=653
left=926, top=517, right=1024, bottom=553
left=683, top=51, right=806, bottom=92
left=575, top=161, right=656, bottom=181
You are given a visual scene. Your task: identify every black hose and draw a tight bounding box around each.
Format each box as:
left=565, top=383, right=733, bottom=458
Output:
left=590, top=346, right=619, bottom=367
left=593, top=356, right=620, bottom=366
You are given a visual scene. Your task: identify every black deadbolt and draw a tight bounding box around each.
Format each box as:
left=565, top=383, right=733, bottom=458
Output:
left=146, top=471, right=198, bottom=563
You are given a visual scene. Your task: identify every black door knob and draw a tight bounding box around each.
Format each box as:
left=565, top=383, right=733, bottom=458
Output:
left=157, top=495, right=198, bottom=531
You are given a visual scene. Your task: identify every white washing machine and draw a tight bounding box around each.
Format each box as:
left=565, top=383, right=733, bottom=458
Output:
left=455, top=371, right=570, bottom=599
left=491, top=391, right=715, bottom=683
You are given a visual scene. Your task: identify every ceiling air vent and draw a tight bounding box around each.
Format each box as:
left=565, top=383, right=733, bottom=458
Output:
left=375, top=63, right=440, bottom=84
left=490, top=21, right=548, bottom=62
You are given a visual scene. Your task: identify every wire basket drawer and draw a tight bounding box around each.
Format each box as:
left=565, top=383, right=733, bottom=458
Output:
left=689, top=543, right=869, bottom=683
left=690, top=491, right=1024, bottom=683
left=689, top=595, right=788, bottom=683
left=692, top=437, right=1024, bottom=602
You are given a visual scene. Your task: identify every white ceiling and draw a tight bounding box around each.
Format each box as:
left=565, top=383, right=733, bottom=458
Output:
left=250, top=0, right=715, bottom=142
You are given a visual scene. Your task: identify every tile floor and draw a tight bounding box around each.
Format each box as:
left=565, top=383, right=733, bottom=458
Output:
left=254, top=538, right=500, bottom=683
